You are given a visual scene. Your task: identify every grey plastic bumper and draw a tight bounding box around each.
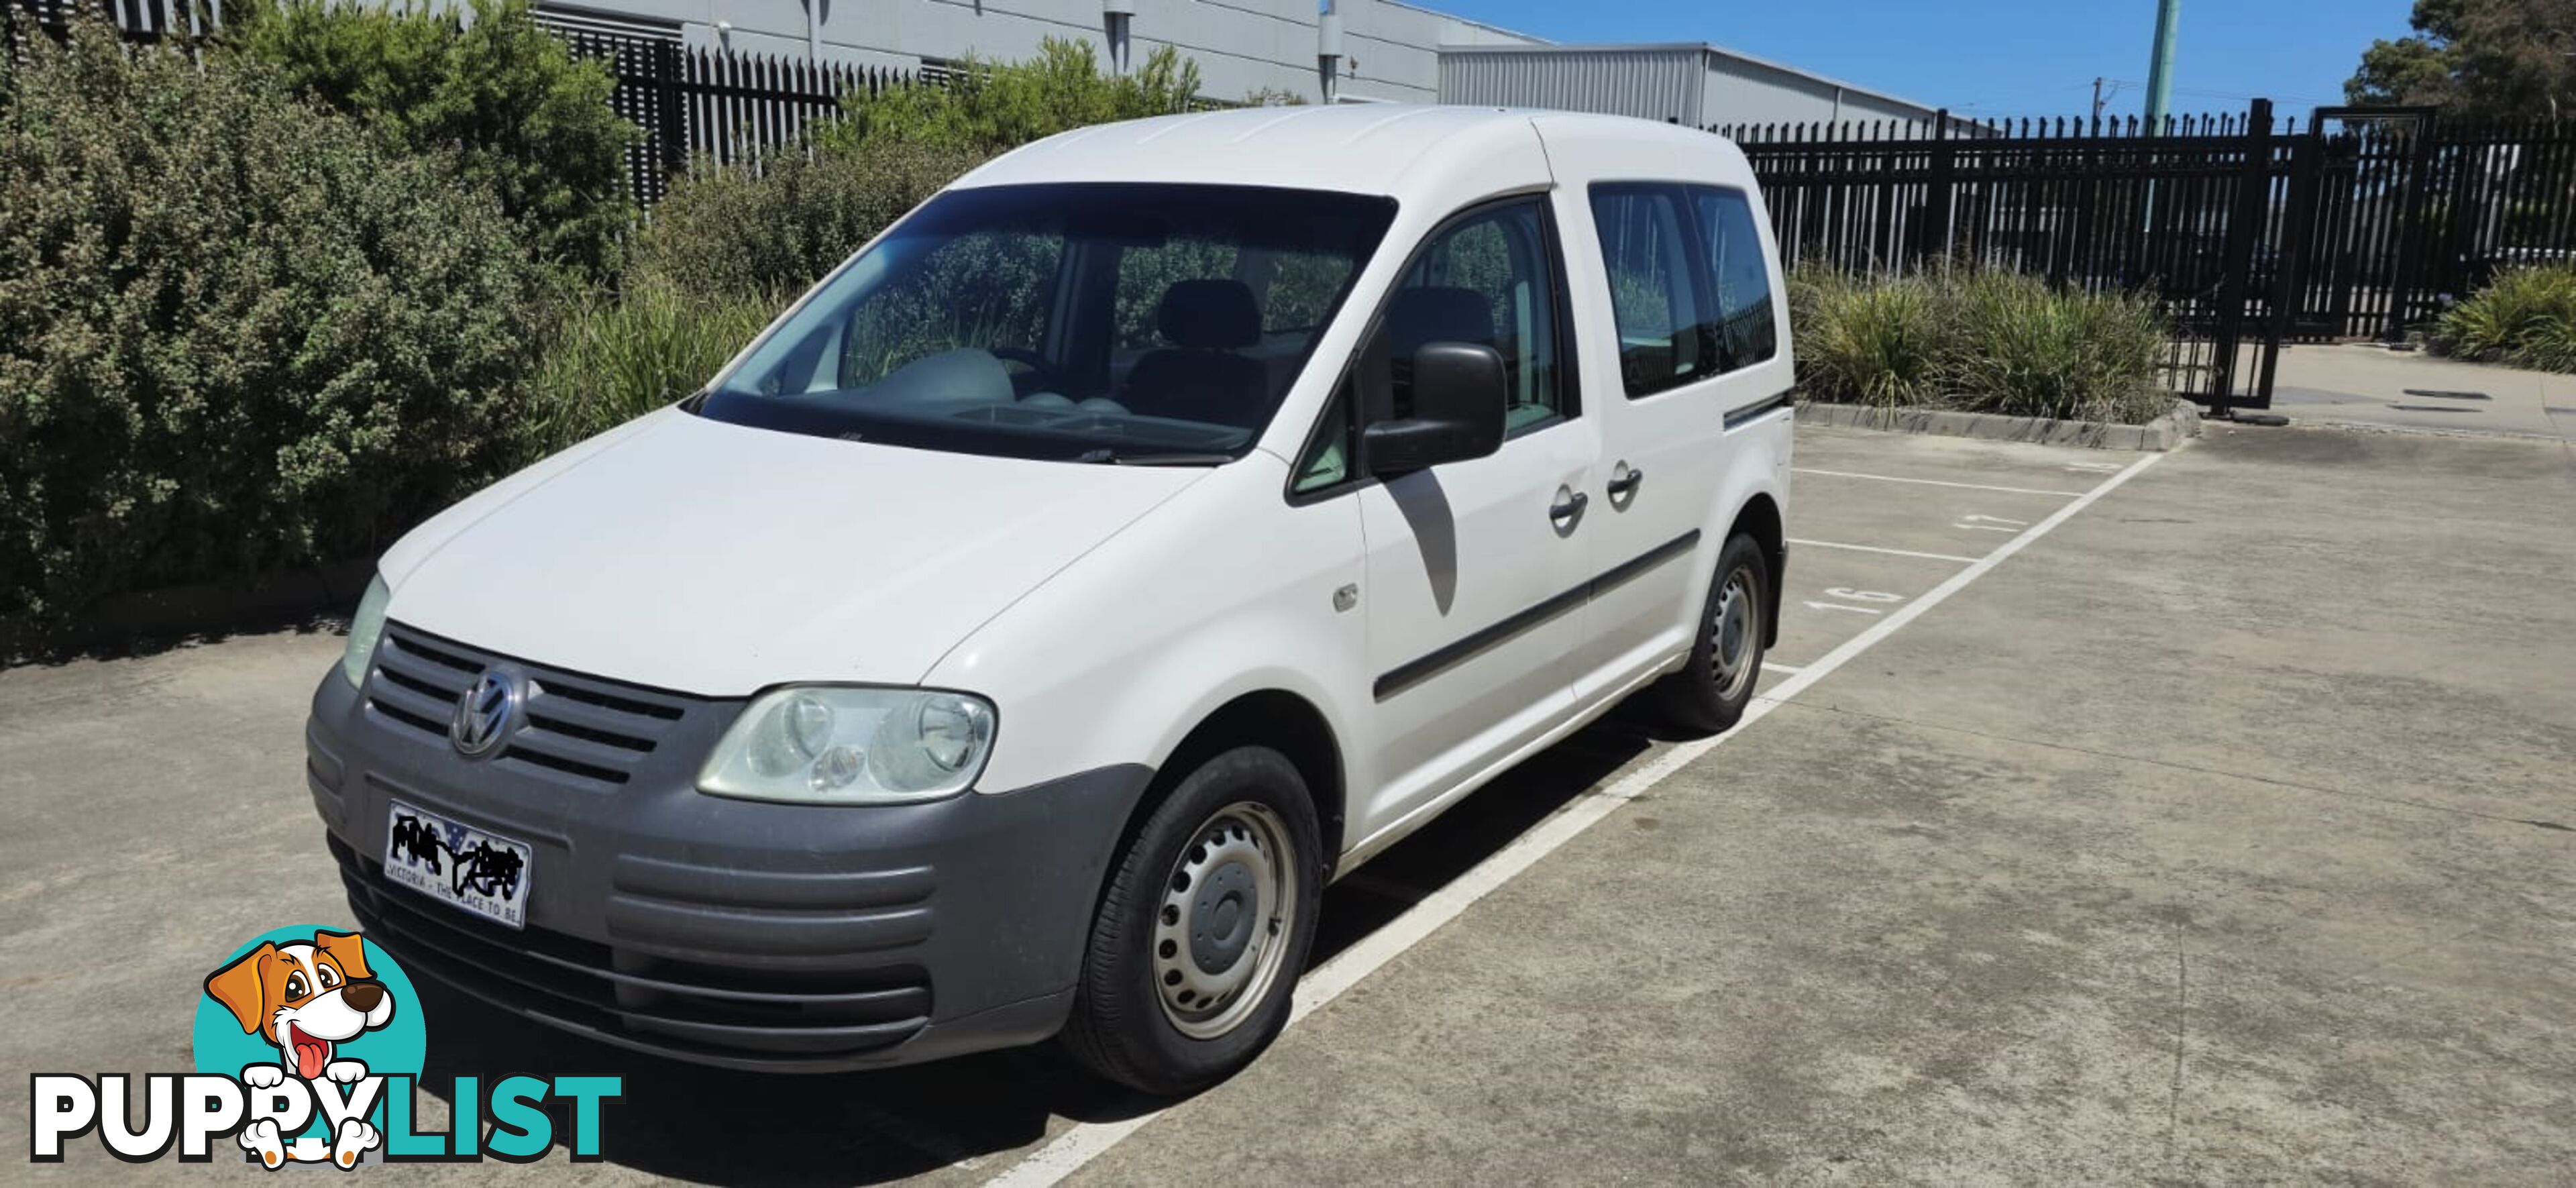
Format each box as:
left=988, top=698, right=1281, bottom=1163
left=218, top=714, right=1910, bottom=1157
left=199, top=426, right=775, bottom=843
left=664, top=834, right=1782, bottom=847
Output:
left=305, top=649, right=1150, bottom=1073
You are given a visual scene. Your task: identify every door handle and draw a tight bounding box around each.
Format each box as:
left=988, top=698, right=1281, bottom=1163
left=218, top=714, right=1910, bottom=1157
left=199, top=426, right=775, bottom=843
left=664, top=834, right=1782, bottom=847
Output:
left=1548, top=488, right=1589, bottom=529
left=1605, top=463, right=1644, bottom=502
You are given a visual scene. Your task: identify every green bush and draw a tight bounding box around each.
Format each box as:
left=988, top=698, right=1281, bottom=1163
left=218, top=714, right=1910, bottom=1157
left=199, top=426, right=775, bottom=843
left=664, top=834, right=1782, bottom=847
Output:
left=1790, top=264, right=2171, bottom=422
left=225, top=0, right=635, bottom=277
left=0, top=21, right=549, bottom=629
left=635, top=139, right=984, bottom=301
left=2436, top=264, right=2576, bottom=372
left=530, top=273, right=777, bottom=446
left=823, top=37, right=1199, bottom=156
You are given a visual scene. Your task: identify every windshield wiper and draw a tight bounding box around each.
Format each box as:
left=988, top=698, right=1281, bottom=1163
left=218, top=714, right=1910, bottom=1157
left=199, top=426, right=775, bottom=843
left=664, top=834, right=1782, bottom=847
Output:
left=1072, top=447, right=1236, bottom=466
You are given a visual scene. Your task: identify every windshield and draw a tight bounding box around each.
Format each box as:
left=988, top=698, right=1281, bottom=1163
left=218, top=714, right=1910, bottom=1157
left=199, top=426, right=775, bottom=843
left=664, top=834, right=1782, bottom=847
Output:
left=697, top=183, right=1398, bottom=463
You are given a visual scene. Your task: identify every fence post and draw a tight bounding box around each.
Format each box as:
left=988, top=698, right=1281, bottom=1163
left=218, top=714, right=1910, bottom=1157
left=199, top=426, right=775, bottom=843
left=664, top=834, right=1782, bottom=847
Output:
left=1919, top=108, right=1955, bottom=267
left=655, top=40, right=686, bottom=177
left=2210, top=98, right=2275, bottom=411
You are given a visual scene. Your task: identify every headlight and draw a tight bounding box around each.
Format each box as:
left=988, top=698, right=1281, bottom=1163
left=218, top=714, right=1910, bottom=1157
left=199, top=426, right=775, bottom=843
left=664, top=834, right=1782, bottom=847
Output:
left=339, top=574, right=391, bottom=688
left=698, top=687, right=996, bottom=804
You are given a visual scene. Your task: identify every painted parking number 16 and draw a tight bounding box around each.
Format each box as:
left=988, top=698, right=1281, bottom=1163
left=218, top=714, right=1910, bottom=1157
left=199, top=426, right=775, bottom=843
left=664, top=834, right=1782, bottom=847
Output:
left=1805, top=587, right=1905, bottom=616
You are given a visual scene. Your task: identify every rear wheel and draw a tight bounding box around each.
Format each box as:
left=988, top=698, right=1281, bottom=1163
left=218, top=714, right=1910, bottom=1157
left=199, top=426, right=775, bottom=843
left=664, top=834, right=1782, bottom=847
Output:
left=1648, top=533, right=1770, bottom=735
left=1060, top=746, right=1322, bottom=1095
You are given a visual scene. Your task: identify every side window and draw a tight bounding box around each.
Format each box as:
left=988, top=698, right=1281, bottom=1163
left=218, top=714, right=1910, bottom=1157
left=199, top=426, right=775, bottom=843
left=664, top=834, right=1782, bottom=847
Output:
left=1588, top=185, right=1716, bottom=398
left=1293, top=197, right=1571, bottom=496
left=1381, top=200, right=1568, bottom=432
left=1694, top=188, right=1779, bottom=370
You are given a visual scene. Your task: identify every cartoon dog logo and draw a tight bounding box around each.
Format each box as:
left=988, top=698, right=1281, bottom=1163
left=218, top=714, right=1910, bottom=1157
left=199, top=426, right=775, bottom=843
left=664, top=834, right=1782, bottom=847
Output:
left=203, top=930, right=393, bottom=1169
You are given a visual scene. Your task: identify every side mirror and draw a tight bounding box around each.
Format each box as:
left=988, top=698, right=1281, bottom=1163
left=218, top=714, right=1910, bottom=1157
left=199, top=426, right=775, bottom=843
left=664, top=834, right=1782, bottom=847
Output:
left=1362, top=342, right=1508, bottom=478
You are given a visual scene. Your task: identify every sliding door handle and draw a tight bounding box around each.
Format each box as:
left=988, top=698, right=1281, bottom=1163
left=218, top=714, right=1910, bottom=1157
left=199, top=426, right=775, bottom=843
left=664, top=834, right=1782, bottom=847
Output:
left=1548, top=487, right=1589, bottom=530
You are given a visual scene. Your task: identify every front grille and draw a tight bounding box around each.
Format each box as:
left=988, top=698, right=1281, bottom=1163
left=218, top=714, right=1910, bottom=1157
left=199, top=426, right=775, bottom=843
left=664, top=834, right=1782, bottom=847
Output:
left=363, top=623, right=691, bottom=787
left=333, top=836, right=932, bottom=1060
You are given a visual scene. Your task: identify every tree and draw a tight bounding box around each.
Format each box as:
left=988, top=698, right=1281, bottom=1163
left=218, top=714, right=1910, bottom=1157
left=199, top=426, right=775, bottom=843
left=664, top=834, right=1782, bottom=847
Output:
left=2347, top=0, right=2576, bottom=122
left=225, top=0, right=637, bottom=277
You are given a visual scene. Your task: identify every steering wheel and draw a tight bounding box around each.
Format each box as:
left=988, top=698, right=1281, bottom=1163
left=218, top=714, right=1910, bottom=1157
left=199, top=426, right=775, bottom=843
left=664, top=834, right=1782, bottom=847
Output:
left=987, top=346, right=1066, bottom=392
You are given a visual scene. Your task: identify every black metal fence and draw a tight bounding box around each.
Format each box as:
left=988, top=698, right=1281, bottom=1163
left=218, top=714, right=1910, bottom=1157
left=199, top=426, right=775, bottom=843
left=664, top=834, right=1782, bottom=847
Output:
left=5, top=0, right=209, bottom=58
left=539, top=15, right=925, bottom=209
left=1717, top=104, right=2576, bottom=412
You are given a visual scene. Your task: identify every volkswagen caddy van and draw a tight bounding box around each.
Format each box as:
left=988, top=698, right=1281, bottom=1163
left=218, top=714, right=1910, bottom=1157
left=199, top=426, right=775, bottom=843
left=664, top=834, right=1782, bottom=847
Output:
left=307, top=105, right=1794, bottom=1094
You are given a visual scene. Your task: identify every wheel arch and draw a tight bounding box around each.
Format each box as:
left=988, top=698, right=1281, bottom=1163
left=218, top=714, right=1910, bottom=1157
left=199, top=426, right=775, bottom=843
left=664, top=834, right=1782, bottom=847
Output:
left=1727, top=492, right=1787, bottom=646
left=1128, top=689, right=1346, bottom=879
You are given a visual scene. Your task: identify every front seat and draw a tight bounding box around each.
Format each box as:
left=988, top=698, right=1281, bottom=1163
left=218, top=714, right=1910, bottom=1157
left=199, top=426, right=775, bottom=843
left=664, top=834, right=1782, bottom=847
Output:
left=1124, top=279, right=1267, bottom=427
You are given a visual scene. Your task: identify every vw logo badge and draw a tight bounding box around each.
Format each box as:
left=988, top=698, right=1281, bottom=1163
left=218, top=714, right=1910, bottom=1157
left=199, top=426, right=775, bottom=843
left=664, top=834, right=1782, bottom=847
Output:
left=449, top=669, right=519, bottom=757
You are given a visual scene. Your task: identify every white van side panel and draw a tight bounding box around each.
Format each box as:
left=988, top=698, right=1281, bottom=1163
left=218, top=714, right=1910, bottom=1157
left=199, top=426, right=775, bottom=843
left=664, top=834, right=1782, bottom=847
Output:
left=925, top=455, right=1371, bottom=812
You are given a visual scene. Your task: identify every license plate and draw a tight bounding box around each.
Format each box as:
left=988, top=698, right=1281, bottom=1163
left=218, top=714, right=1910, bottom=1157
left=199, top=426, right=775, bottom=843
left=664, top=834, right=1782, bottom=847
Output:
left=382, top=801, right=533, bottom=930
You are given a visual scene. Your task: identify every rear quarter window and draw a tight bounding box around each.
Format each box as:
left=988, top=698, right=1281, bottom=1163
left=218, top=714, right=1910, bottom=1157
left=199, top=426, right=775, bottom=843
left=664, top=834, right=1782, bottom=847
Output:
left=1693, top=188, right=1779, bottom=370
left=1587, top=182, right=1779, bottom=397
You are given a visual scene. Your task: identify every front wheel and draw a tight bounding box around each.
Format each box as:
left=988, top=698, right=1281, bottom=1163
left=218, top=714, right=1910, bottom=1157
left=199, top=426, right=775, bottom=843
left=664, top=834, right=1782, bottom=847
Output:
left=1059, top=746, right=1323, bottom=1095
left=1647, top=533, right=1771, bottom=735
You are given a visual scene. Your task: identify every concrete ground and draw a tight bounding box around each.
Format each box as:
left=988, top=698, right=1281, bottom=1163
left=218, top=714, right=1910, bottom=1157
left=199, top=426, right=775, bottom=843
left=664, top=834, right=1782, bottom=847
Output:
left=2271, top=342, right=2576, bottom=442
left=5, top=418, right=2571, bottom=1184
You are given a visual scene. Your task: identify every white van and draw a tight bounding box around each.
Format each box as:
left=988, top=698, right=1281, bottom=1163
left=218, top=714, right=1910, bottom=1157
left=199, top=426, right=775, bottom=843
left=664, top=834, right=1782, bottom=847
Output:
left=308, top=105, right=1793, bottom=1093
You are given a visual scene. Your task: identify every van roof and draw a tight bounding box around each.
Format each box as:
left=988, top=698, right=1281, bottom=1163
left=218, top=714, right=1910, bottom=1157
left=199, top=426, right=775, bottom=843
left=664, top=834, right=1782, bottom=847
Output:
left=953, top=103, right=1741, bottom=201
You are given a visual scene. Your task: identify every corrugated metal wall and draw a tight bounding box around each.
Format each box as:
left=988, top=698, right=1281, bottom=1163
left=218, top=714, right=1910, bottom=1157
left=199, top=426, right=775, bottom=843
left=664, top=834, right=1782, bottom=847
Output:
left=1444, top=44, right=1940, bottom=129
left=1701, top=51, right=1933, bottom=126
left=1441, top=46, right=1705, bottom=124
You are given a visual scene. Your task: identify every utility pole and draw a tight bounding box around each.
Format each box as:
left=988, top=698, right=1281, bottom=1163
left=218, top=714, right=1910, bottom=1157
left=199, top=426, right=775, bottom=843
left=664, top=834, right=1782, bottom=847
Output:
left=2143, top=0, right=2180, bottom=129
left=2092, top=77, right=2107, bottom=122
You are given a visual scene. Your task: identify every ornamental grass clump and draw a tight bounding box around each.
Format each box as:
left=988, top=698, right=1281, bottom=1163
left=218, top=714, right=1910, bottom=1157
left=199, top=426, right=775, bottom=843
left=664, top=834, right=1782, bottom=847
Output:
left=1788, top=263, right=2171, bottom=423
left=1787, top=264, right=1943, bottom=407
left=2436, top=265, right=2576, bottom=373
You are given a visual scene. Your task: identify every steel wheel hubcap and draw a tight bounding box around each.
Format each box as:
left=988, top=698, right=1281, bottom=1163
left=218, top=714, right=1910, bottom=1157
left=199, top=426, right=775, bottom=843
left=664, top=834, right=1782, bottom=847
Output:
left=1711, top=566, right=1760, bottom=700
left=1152, top=802, right=1297, bottom=1039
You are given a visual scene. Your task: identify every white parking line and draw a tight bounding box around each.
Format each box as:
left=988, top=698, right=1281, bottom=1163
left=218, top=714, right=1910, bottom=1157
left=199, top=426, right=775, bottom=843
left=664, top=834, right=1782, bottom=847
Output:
left=1788, top=537, right=1980, bottom=564
left=1792, top=468, right=2086, bottom=498
left=984, top=451, right=2168, bottom=1188
left=1761, top=662, right=1805, bottom=676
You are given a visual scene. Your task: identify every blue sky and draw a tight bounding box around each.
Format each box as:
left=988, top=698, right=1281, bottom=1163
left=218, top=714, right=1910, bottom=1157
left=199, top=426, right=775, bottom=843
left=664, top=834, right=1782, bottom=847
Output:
left=1435, top=1, right=2418, bottom=121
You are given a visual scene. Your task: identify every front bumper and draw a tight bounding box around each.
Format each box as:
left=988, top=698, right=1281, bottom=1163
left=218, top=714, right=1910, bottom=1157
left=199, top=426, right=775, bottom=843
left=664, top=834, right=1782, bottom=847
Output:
left=306, top=622, right=1150, bottom=1073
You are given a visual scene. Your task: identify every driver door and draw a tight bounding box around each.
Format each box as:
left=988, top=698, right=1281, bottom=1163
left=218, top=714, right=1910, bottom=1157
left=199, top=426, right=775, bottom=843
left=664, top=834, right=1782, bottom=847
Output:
left=1347, top=197, right=1599, bottom=834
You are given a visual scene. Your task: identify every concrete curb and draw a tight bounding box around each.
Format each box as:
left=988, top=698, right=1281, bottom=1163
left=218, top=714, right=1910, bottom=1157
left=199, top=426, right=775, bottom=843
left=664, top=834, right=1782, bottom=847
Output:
left=1795, top=398, right=2204, bottom=451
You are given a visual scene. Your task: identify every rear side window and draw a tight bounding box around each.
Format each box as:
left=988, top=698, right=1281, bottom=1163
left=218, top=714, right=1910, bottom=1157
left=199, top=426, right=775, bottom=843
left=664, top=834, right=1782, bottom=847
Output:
left=1588, top=183, right=1777, bottom=397
left=1588, top=186, right=1713, bottom=398
left=1694, top=188, right=1778, bottom=370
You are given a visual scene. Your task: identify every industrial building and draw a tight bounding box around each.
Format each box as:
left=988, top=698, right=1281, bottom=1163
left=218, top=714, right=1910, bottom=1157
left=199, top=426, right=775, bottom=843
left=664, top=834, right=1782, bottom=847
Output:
left=1439, top=42, right=1947, bottom=127
left=528, top=0, right=1943, bottom=123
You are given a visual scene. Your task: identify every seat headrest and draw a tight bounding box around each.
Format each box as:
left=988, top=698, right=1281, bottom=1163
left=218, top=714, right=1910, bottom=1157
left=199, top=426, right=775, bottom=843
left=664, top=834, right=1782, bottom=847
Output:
left=1159, top=279, right=1261, bottom=350
left=1385, top=286, right=1495, bottom=358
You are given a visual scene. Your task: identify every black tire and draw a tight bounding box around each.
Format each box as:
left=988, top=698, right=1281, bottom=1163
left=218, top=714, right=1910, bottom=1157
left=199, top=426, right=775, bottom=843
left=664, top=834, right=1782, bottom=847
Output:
left=1059, top=745, right=1324, bottom=1095
left=1647, top=532, right=1771, bottom=735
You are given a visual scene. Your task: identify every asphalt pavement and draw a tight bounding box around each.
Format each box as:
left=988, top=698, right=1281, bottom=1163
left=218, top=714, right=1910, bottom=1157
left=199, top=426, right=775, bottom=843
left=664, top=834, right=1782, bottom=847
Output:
left=5, top=416, right=2570, bottom=1185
